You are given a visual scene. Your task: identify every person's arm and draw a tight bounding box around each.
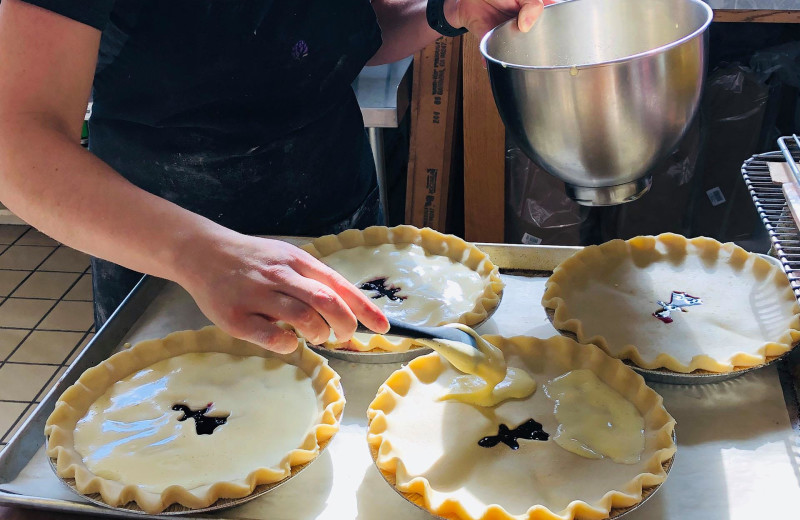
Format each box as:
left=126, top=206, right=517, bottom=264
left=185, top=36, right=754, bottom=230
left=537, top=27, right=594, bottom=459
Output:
left=0, top=0, right=389, bottom=353
left=368, top=0, right=545, bottom=65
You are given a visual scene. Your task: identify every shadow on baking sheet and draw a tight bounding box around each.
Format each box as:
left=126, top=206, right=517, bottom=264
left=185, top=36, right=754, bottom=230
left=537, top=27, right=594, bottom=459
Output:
left=644, top=365, right=800, bottom=519
left=780, top=348, right=800, bottom=490
left=224, top=449, right=333, bottom=520
left=333, top=359, right=399, bottom=430
left=355, top=462, right=430, bottom=520
left=477, top=317, right=558, bottom=342
left=786, top=437, right=800, bottom=491
left=654, top=374, right=793, bottom=446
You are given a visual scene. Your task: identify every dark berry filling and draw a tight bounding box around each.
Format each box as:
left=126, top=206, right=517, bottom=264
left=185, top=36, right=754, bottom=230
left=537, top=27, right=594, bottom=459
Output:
left=172, top=403, right=228, bottom=435
left=360, top=277, right=406, bottom=301
left=478, top=418, right=549, bottom=450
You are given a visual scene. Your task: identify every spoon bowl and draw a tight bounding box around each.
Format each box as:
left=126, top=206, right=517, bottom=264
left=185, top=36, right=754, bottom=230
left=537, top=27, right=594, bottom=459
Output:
left=355, top=318, right=479, bottom=349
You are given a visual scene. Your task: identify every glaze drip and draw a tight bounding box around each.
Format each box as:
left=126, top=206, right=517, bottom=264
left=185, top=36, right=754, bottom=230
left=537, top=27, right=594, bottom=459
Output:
left=414, top=324, right=536, bottom=407
left=478, top=419, right=549, bottom=450
left=544, top=370, right=645, bottom=463
left=171, top=403, right=228, bottom=435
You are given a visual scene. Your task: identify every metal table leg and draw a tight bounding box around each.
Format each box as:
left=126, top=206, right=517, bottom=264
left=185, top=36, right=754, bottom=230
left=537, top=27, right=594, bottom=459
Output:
left=368, top=127, right=390, bottom=221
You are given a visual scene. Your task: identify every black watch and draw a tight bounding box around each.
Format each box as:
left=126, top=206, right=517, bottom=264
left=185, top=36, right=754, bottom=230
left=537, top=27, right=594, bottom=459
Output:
left=426, top=0, right=468, bottom=37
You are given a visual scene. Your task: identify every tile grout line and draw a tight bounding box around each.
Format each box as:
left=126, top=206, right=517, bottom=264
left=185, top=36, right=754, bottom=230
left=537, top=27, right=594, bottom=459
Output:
left=0, top=227, right=35, bottom=443
left=0, top=228, right=93, bottom=447
left=1, top=243, right=92, bottom=365
left=0, top=268, right=91, bottom=274
left=39, top=330, right=94, bottom=393
left=16, top=227, right=59, bottom=248
left=0, top=327, right=96, bottom=332
left=0, top=325, right=92, bottom=368
left=3, top=263, right=90, bottom=303
left=0, top=245, right=65, bottom=364
left=0, top=268, right=92, bottom=273
left=0, top=228, right=34, bottom=311
left=59, top=329, right=95, bottom=371
left=0, top=401, right=36, bottom=444
left=0, top=235, right=93, bottom=443
left=3, top=361, right=63, bottom=367
left=1, top=328, right=94, bottom=442
left=0, top=244, right=62, bottom=307
left=6, top=296, right=92, bottom=302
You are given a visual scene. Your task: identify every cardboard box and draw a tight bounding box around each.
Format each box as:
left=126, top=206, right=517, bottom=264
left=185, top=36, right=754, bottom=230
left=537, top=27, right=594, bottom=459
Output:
left=504, top=145, right=585, bottom=246
left=405, top=36, right=462, bottom=232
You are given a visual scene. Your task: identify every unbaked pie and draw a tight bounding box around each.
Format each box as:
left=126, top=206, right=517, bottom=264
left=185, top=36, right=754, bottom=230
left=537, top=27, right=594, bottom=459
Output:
left=367, top=334, right=676, bottom=520
left=542, top=233, right=800, bottom=373
left=301, top=225, right=503, bottom=352
left=44, top=326, right=344, bottom=514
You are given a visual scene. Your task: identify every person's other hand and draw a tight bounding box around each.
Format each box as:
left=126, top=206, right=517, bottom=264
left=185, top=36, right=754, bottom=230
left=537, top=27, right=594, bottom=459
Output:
left=179, top=231, right=390, bottom=354
left=447, top=0, right=558, bottom=39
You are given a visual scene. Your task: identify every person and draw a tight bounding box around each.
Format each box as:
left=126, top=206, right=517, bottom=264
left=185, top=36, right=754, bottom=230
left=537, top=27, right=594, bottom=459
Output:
left=0, top=0, right=544, bottom=353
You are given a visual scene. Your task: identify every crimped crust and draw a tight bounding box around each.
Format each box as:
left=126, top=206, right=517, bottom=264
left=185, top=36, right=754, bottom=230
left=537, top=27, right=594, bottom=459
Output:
left=542, top=233, right=800, bottom=373
left=301, top=225, right=504, bottom=352
left=367, top=334, right=676, bottom=520
left=44, top=326, right=345, bottom=514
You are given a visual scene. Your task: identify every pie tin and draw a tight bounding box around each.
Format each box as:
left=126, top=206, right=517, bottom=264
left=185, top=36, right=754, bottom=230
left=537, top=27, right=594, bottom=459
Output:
left=626, top=353, right=791, bottom=385
left=544, top=252, right=795, bottom=385
left=369, top=431, right=676, bottom=520
left=45, top=380, right=343, bottom=516
left=545, top=307, right=794, bottom=385
left=310, top=343, right=432, bottom=364
left=310, top=290, right=504, bottom=364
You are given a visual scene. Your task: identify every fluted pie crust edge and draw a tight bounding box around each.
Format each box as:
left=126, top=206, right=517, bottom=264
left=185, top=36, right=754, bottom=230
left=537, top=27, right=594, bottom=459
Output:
left=44, top=326, right=345, bottom=514
left=366, top=334, right=677, bottom=520
left=541, top=233, right=800, bottom=373
left=301, top=225, right=504, bottom=352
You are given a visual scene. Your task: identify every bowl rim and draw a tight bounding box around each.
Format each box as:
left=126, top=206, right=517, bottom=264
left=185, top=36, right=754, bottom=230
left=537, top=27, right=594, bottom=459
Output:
left=479, top=0, right=713, bottom=71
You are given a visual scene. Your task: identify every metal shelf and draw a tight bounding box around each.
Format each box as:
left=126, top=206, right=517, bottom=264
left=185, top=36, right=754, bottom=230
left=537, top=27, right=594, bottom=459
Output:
left=742, top=137, right=800, bottom=300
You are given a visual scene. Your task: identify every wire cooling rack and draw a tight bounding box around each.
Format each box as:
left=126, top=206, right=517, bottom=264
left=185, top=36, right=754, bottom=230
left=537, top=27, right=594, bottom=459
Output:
left=741, top=136, right=800, bottom=300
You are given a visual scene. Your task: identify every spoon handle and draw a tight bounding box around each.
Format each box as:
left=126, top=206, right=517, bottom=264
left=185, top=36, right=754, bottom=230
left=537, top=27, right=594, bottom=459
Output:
left=355, top=318, right=440, bottom=341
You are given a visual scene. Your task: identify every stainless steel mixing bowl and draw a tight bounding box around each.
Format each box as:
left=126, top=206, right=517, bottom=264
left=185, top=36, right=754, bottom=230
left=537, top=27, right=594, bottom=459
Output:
left=480, top=0, right=713, bottom=205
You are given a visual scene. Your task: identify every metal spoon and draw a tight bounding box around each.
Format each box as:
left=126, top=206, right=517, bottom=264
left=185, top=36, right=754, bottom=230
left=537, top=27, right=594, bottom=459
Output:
left=354, top=317, right=479, bottom=349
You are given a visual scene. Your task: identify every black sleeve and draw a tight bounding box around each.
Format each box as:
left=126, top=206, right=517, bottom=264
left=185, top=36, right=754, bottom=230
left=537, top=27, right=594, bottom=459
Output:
left=20, top=0, right=115, bottom=31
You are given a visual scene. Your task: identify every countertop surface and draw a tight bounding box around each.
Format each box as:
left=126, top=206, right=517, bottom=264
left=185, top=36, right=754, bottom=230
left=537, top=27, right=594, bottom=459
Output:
left=707, top=0, right=798, bottom=9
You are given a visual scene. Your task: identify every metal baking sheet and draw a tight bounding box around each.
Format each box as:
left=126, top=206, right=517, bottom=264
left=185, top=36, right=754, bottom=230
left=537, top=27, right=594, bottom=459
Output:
left=0, top=242, right=799, bottom=520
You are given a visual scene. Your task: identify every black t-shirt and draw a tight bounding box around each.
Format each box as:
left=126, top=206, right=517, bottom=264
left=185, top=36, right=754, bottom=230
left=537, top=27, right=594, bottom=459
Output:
left=22, top=0, right=382, bottom=235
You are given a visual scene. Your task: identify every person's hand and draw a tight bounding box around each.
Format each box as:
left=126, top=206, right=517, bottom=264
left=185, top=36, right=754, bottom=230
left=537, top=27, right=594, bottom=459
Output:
left=446, top=0, right=557, bottom=38
left=178, top=231, right=390, bottom=354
